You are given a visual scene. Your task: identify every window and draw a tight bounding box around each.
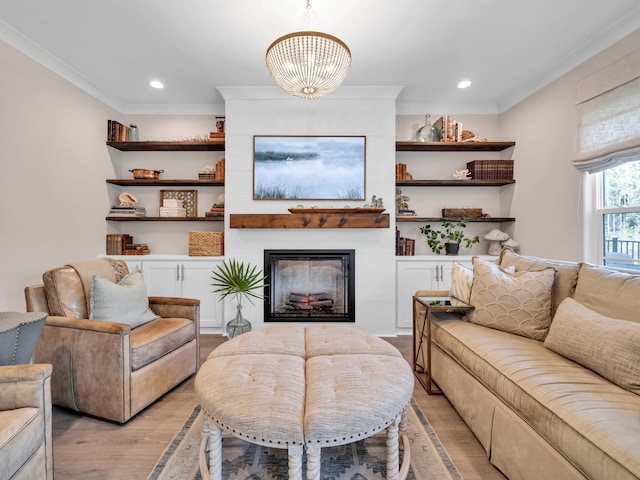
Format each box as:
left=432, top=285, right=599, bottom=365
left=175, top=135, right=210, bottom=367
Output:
left=597, top=160, right=640, bottom=269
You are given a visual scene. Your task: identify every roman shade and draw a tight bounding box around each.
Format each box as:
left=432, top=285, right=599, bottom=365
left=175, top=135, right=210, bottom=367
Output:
left=572, top=48, right=640, bottom=173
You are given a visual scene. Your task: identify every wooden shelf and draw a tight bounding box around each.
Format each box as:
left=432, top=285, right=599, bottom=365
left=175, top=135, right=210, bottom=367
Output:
left=106, top=141, right=224, bottom=151
left=230, top=213, right=390, bottom=229
left=396, top=179, right=515, bottom=187
left=396, top=217, right=515, bottom=223
left=396, top=141, right=515, bottom=152
left=106, top=179, right=224, bottom=186
left=106, top=216, right=223, bottom=221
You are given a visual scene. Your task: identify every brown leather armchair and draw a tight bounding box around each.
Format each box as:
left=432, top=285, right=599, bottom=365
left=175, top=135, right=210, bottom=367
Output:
left=24, top=258, right=200, bottom=423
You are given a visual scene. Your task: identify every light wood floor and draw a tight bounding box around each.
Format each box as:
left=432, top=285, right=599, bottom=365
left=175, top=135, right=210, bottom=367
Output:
left=51, top=334, right=506, bottom=479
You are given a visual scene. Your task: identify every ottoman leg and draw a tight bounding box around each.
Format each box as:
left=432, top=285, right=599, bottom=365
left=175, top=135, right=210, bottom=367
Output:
left=306, top=444, right=321, bottom=480
left=288, top=444, right=303, bottom=480
left=201, top=416, right=222, bottom=480
left=386, top=413, right=401, bottom=480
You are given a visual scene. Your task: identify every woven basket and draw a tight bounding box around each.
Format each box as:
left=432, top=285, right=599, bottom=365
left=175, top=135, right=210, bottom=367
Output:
left=189, top=231, right=224, bottom=256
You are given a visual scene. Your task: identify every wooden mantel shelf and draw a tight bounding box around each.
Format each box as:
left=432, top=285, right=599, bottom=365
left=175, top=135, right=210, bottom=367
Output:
left=230, top=213, right=390, bottom=229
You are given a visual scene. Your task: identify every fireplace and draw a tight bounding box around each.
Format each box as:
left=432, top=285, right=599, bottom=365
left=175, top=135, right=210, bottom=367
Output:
left=264, top=249, right=355, bottom=322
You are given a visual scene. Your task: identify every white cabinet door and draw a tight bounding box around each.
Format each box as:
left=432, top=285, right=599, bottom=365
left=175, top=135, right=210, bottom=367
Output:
left=396, top=259, right=439, bottom=328
left=182, top=260, right=224, bottom=329
left=141, top=258, right=224, bottom=330
left=142, top=260, right=183, bottom=298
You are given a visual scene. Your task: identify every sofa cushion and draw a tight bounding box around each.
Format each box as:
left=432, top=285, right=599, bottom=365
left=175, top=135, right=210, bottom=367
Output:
left=449, top=262, right=473, bottom=305
left=90, top=271, right=159, bottom=328
left=573, top=263, right=640, bottom=323
left=0, top=407, right=43, bottom=480
left=498, top=249, right=579, bottom=315
left=468, top=257, right=555, bottom=340
left=431, top=315, right=640, bottom=480
left=130, top=317, right=196, bottom=371
left=544, top=297, right=640, bottom=395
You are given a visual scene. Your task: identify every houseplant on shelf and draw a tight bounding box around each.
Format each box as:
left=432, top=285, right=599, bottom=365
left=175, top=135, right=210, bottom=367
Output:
left=420, top=217, right=480, bottom=255
left=211, top=259, right=268, bottom=338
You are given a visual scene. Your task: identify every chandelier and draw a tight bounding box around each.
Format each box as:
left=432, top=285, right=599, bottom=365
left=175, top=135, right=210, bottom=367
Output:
left=265, top=1, right=351, bottom=99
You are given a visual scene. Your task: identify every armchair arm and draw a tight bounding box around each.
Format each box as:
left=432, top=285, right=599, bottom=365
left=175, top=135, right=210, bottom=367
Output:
left=148, top=296, right=200, bottom=321
left=0, top=364, right=52, bottom=411
left=34, top=316, right=132, bottom=422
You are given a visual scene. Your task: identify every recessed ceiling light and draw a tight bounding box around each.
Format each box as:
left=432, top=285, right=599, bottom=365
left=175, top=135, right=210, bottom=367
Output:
left=457, top=80, right=472, bottom=89
left=149, top=80, right=164, bottom=89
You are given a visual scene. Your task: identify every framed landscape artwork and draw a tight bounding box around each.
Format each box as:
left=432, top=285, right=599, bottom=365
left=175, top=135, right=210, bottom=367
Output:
left=253, top=135, right=366, bottom=200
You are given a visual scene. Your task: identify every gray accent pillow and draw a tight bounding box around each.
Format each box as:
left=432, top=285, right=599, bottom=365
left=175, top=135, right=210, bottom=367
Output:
left=90, top=271, right=159, bottom=328
left=544, top=297, right=640, bottom=395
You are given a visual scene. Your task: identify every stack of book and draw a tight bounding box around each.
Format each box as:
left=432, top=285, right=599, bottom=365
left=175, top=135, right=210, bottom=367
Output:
left=396, top=229, right=415, bottom=256
left=205, top=203, right=225, bottom=217
left=397, top=209, right=417, bottom=218
left=123, top=243, right=150, bottom=255
left=466, top=160, right=514, bottom=180
left=107, top=120, right=136, bottom=142
left=108, top=205, right=146, bottom=217
left=160, top=199, right=186, bottom=217
left=209, top=132, right=225, bottom=142
left=105, top=234, right=151, bottom=255
left=433, top=115, right=464, bottom=142
left=396, top=163, right=407, bottom=180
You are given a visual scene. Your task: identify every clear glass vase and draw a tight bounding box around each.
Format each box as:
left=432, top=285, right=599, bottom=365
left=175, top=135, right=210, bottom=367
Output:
left=226, top=303, right=251, bottom=338
left=416, top=114, right=438, bottom=142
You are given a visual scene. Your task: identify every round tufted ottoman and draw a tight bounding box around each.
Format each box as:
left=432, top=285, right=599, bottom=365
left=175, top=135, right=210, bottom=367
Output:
left=194, top=324, right=414, bottom=480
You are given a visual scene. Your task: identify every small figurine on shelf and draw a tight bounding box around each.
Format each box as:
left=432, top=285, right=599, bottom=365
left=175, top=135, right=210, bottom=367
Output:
left=371, top=195, right=384, bottom=209
left=453, top=169, right=472, bottom=180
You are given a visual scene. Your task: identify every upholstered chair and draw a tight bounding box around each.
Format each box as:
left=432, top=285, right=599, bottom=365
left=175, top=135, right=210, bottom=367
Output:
left=24, top=258, right=200, bottom=423
left=0, top=363, right=53, bottom=480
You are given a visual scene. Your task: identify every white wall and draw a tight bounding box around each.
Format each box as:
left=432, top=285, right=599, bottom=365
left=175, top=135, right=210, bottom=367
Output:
left=0, top=41, right=119, bottom=310
left=500, top=29, right=640, bottom=262
left=220, top=87, right=399, bottom=335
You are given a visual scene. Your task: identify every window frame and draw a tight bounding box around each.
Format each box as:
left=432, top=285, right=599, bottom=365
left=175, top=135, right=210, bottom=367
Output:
left=594, top=163, right=640, bottom=267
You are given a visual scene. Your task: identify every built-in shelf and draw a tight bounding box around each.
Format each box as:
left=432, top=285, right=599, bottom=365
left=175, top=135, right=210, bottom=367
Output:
left=106, top=141, right=225, bottom=151
left=106, top=179, right=224, bottom=186
left=396, top=141, right=515, bottom=152
left=396, top=179, right=515, bottom=187
left=230, top=213, right=390, bottom=229
left=106, top=216, right=223, bottom=222
left=396, top=217, right=515, bottom=223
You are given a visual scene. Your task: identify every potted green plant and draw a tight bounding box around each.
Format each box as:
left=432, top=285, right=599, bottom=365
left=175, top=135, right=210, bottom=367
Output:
left=211, top=259, right=268, bottom=338
left=419, top=217, right=480, bottom=255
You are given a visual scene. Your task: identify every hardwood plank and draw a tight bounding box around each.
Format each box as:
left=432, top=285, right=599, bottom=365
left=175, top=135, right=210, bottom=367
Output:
left=51, top=334, right=505, bottom=479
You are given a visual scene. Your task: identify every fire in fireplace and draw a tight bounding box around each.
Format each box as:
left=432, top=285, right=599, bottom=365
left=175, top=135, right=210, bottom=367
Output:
left=264, top=249, right=355, bottom=322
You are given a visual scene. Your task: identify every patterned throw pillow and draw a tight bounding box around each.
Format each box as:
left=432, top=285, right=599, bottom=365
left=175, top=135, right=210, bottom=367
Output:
left=544, top=297, right=640, bottom=395
left=468, top=257, right=555, bottom=340
left=90, top=271, right=159, bottom=328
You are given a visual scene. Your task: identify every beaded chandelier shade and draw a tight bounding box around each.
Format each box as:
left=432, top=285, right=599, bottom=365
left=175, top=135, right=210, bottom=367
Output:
left=265, top=28, right=351, bottom=99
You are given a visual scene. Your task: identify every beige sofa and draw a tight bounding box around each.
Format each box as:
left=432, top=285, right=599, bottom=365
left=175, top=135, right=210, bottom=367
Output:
left=25, top=258, right=200, bottom=423
left=415, top=249, right=640, bottom=480
left=0, top=364, right=53, bottom=480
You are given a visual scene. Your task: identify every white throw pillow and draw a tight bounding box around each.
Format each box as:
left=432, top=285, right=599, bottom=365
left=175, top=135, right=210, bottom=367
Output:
left=468, top=257, right=555, bottom=340
left=90, top=271, right=158, bottom=328
left=449, top=262, right=473, bottom=305
left=544, top=297, right=640, bottom=395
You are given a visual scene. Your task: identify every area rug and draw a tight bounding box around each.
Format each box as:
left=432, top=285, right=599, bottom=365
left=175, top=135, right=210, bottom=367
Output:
left=148, top=398, right=462, bottom=480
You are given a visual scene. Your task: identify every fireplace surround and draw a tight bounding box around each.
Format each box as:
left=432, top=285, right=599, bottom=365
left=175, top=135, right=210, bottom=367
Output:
left=264, top=249, right=355, bottom=322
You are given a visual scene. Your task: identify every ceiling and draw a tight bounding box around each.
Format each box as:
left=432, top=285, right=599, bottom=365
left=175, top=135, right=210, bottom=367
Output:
left=2, top=0, right=640, bottom=115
